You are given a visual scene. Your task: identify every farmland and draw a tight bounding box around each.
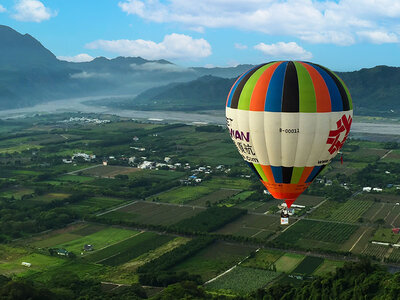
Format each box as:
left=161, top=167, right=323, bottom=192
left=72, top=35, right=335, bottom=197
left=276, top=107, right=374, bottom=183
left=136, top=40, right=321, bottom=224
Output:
left=362, top=243, right=389, bottom=260
left=328, top=199, right=373, bottom=223
left=274, top=253, right=305, bottom=273
left=292, top=256, right=324, bottom=274
left=82, top=165, right=141, bottom=178
left=313, top=260, right=345, bottom=276
left=206, top=266, right=280, bottom=295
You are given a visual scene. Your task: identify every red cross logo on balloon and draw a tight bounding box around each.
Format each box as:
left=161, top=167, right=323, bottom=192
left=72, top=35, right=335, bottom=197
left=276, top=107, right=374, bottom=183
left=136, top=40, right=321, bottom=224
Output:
left=326, top=114, right=352, bottom=155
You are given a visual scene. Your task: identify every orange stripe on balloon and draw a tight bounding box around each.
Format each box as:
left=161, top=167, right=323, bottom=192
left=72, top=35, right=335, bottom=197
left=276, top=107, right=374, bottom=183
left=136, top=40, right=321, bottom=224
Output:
left=261, top=165, right=275, bottom=183
left=299, top=62, right=331, bottom=112
left=249, top=62, right=282, bottom=111
left=298, top=166, right=314, bottom=184
left=226, top=74, right=243, bottom=106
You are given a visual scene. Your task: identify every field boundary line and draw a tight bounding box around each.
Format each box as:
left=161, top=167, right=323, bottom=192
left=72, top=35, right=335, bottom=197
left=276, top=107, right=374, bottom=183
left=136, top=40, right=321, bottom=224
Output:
left=281, top=218, right=300, bottom=233
left=380, top=149, right=393, bottom=160
left=349, top=229, right=368, bottom=252
left=370, top=203, right=384, bottom=221
left=204, top=248, right=260, bottom=285
left=390, top=209, right=400, bottom=227
left=96, top=200, right=138, bottom=216
left=66, top=164, right=103, bottom=175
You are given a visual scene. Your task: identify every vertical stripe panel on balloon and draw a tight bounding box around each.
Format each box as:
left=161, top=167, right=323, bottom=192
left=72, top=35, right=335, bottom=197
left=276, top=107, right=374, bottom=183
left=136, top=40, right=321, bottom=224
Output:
left=282, top=167, right=293, bottom=184
left=227, top=69, right=252, bottom=107
left=299, top=62, right=331, bottom=112
left=311, top=64, right=343, bottom=112
left=238, top=64, right=272, bottom=111
left=271, top=166, right=283, bottom=183
left=281, top=61, right=299, bottom=112
left=253, top=163, right=268, bottom=181
left=332, top=73, right=353, bottom=110
left=246, top=162, right=262, bottom=180
left=230, top=64, right=266, bottom=109
left=316, top=64, right=350, bottom=111
left=264, top=112, right=282, bottom=166
left=294, top=62, right=316, bottom=113
left=261, top=165, right=276, bottom=183
left=293, top=113, right=317, bottom=167
left=306, top=165, right=325, bottom=183
left=249, top=111, right=269, bottom=165
left=290, top=167, right=304, bottom=184
left=265, top=61, right=288, bottom=112
left=298, top=166, right=314, bottom=184
left=306, top=113, right=331, bottom=166
left=250, top=62, right=281, bottom=111
left=281, top=113, right=300, bottom=166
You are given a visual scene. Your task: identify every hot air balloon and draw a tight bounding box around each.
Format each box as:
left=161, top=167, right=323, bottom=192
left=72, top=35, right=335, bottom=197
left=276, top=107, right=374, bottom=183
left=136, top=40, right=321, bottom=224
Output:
left=226, top=61, right=352, bottom=224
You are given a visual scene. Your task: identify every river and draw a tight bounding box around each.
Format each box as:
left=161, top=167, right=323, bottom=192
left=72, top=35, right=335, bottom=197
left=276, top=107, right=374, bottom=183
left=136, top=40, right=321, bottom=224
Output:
left=1, top=96, right=400, bottom=138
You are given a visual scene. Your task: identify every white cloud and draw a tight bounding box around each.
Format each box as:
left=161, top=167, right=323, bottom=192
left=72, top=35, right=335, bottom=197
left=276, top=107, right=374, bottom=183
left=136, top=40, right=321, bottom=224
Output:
left=12, top=0, right=56, bottom=22
left=254, top=42, right=312, bottom=60
left=357, top=30, right=398, bottom=44
left=86, top=33, right=211, bottom=60
left=0, top=5, right=7, bottom=13
left=70, top=72, right=110, bottom=79
left=57, top=54, right=95, bottom=63
left=188, top=26, right=205, bottom=33
left=131, top=62, right=191, bottom=72
left=117, top=0, right=400, bottom=45
left=234, top=43, right=247, bottom=50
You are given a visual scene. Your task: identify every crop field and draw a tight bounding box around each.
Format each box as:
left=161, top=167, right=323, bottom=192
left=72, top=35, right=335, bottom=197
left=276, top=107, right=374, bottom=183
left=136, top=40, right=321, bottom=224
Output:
left=241, top=249, right=283, bottom=269
left=82, top=165, right=141, bottom=178
left=57, top=175, right=94, bottom=182
left=292, top=256, right=324, bottom=274
left=187, top=189, right=239, bottom=206
left=371, top=228, right=400, bottom=244
left=384, top=205, right=400, bottom=227
left=206, top=266, right=280, bottom=295
left=109, top=201, right=205, bottom=225
left=274, top=253, right=305, bottom=273
left=381, top=149, right=400, bottom=162
left=69, top=197, right=126, bottom=213
left=30, top=193, right=71, bottom=203
left=276, top=220, right=359, bottom=250
left=0, top=188, right=34, bottom=200
left=362, top=243, right=389, bottom=260
left=295, top=195, right=325, bottom=207
left=388, top=248, right=400, bottom=262
left=362, top=202, right=385, bottom=221
left=171, top=241, right=256, bottom=281
left=215, top=214, right=280, bottom=238
left=313, top=260, right=344, bottom=276
left=328, top=199, right=373, bottom=223
left=308, top=200, right=343, bottom=220
left=149, top=185, right=215, bottom=204
left=85, top=232, right=173, bottom=266
left=56, top=227, right=140, bottom=255
left=0, top=253, right=65, bottom=277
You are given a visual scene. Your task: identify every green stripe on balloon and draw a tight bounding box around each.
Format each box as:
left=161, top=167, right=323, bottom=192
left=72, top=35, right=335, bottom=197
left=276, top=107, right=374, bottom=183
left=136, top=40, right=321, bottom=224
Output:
left=294, top=62, right=317, bottom=113
left=290, top=166, right=304, bottom=184
left=253, top=163, right=268, bottom=181
left=237, top=63, right=273, bottom=111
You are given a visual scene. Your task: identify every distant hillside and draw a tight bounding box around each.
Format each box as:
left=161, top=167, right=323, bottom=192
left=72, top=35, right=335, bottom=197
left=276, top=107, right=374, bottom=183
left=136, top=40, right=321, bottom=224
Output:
left=108, top=65, right=400, bottom=115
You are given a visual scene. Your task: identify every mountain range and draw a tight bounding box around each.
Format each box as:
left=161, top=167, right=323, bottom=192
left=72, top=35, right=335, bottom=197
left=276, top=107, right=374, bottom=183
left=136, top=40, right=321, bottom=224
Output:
left=0, top=25, right=399, bottom=116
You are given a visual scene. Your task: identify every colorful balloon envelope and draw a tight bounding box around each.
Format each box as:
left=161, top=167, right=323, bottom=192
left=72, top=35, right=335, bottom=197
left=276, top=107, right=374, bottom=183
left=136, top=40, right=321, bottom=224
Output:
left=226, top=61, right=353, bottom=208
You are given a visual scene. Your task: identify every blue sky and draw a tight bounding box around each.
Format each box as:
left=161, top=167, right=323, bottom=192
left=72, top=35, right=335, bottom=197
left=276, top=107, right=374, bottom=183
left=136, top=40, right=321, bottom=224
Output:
left=1, top=0, right=400, bottom=71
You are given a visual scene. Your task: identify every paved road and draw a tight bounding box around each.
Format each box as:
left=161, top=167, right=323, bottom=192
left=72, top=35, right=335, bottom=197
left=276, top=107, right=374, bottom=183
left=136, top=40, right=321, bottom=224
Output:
left=66, top=164, right=102, bottom=175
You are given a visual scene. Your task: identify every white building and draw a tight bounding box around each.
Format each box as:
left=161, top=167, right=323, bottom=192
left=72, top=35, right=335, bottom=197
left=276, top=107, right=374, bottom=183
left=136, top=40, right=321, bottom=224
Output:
left=373, top=187, right=383, bottom=192
left=363, top=187, right=372, bottom=192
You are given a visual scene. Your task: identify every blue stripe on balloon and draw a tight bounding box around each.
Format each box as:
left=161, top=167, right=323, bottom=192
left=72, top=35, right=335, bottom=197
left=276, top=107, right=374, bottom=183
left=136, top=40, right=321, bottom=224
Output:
left=227, top=67, right=258, bottom=107
left=311, top=64, right=343, bottom=112
left=265, top=61, right=288, bottom=112
left=271, top=166, right=283, bottom=183
left=305, top=165, right=323, bottom=183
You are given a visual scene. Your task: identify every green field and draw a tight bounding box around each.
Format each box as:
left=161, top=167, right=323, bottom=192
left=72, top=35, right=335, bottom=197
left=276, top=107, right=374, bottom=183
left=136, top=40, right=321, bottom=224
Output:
left=276, top=220, right=359, bottom=250
left=241, top=249, right=283, bottom=269
left=371, top=228, right=400, bottom=244
left=206, top=266, right=280, bottom=295
left=274, top=253, right=305, bottom=273
left=187, top=189, right=239, bottom=206
left=362, top=243, right=389, bottom=260
left=171, top=241, right=255, bottom=281
left=58, top=175, right=94, bottom=182
left=292, top=256, right=324, bottom=274
left=328, top=199, right=373, bottom=223
left=85, top=232, right=173, bottom=266
left=150, top=185, right=215, bottom=204
left=313, top=260, right=345, bottom=276
left=69, top=197, right=126, bottom=213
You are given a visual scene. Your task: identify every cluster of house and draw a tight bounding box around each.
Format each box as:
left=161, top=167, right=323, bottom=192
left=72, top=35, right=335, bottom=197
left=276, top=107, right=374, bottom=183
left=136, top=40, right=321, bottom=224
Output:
left=62, top=152, right=96, bottom=164
left=362, top=187, right=383, bottom=192
left=60, top=117, right=111, bottom=124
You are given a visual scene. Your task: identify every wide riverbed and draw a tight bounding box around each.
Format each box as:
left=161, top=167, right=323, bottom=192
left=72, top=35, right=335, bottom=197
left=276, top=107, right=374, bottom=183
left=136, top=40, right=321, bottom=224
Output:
left=1, top=96, right=400, bottom=137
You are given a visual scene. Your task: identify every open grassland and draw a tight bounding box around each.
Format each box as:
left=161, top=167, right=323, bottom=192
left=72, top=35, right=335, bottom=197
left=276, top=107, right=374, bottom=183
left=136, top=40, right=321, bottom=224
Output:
left=215, top=214, right=280, bottom=238
left=69, top=197, right=126, bottom=213
left=171, top=241, right=256, bottom=281
left=85, top=232, right=173, bottom=266
left=371, top=228, right=400, bottom=244
left=56, top=227, right=140, bottom=255
left=109, top=201, right=205, bottom=225
left=187, top=189, right=239, bottom=206
left=82, top=165, right=141, bottom=178
left=276, top=220, right=359, bottom=250
left=274, top=253, right=305, bottom=273
left=362, top=243, right=389, bottom=260
left=0, top=188, right=34, bottom=200
left=206, top=266, right=280, bottom=295
left=292, top=256, right=324, bottom=274
left=241, top=249, right=283, bottom=269
left=58, top=175, right=94, bottom=183
left=328, top=199, right=373, bottom=223
left=313, top=260, right=345, bottom=276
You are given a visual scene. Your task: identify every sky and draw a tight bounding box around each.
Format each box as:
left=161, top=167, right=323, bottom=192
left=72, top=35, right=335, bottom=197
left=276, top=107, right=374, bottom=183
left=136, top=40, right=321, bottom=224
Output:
left=1, top=0, right=400, bottom=71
